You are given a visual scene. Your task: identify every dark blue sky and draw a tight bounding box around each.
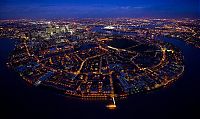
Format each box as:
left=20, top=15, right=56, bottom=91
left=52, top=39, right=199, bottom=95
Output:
left=0, top=0, right=199, bottom=19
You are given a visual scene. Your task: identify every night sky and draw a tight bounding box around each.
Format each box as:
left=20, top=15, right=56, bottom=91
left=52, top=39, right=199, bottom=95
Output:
left=0, top=0, right=199, bottom=19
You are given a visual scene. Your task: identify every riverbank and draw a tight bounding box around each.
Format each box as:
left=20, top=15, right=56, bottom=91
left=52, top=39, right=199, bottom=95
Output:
left=0, top=38, right=199, bottom=119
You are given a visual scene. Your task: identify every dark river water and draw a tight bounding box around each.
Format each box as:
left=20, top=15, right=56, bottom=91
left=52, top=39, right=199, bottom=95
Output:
left=0, top=37, right=200, bottom=119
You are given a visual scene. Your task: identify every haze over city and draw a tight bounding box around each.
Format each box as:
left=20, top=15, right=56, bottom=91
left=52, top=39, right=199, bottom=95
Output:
left=0, top=0, right=199, bottom=19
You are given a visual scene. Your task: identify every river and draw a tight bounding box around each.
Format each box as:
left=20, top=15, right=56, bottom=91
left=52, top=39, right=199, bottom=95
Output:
left=0, top=37, right=199, bottom=119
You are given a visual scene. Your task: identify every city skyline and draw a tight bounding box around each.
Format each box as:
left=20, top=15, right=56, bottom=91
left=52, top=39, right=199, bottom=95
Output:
left=0, top=0, right=200, bottom=118
left=0, top=0, right=199, bottom=19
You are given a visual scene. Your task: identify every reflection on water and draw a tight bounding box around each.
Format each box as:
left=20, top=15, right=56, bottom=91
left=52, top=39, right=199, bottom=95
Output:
left=0, top=37, right=199, bottom=118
